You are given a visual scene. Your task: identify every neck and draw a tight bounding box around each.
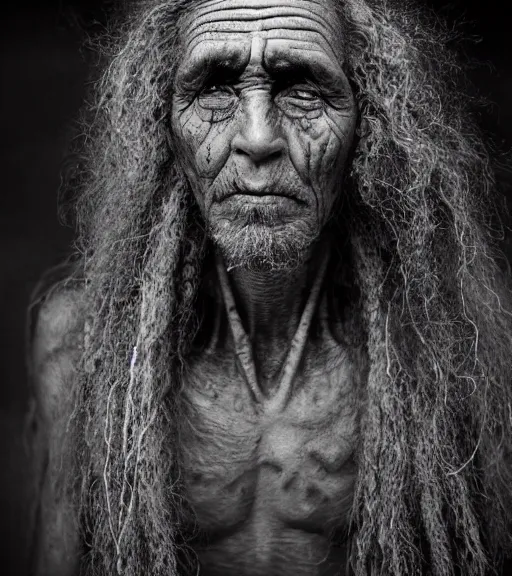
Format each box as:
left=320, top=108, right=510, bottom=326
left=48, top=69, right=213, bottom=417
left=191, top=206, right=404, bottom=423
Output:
left=230, top=264, right=310, bottom=344
left=212, top=237, right=332, bottom=397
left=222, top=241, right=328, bottom=379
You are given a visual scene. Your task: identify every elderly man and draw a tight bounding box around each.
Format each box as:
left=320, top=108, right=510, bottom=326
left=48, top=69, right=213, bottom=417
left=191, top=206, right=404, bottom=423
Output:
left=29, top=0, right=512, bottom=575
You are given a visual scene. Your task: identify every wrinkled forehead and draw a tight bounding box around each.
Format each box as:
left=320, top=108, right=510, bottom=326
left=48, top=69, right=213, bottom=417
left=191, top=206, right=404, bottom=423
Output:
left=177, top=0, right=345, bottom=66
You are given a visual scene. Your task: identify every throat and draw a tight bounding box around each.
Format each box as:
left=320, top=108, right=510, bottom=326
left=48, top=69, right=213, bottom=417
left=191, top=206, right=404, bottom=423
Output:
left=215, top=244, right=330, bottom=404
left=231, top=267, right=308, bottom=347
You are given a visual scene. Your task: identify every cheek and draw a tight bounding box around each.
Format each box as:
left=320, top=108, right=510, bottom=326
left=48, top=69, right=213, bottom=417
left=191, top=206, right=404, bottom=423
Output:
left=288, top=113, right=355, bottom=185
left=174, top=105, right=234, bottom=181
left=287, top=110, right=356, bottom=218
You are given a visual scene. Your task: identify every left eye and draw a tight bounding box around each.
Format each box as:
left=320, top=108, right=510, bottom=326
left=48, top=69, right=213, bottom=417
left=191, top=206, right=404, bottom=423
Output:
left=288, top=89, right=320, bottom=101
left=275, top=86, right=323, bottom=115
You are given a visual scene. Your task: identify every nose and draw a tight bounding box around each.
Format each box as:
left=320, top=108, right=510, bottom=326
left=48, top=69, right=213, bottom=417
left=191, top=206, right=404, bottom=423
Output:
left=231, top=93, right=286, bottom=164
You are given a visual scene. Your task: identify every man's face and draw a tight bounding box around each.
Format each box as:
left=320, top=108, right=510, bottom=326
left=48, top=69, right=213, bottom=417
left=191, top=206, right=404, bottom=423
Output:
left=172, top=0, right=357, bottom=270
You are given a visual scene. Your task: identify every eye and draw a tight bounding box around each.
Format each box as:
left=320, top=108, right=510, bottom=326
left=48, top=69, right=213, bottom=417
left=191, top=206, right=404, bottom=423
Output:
left=290, top=89, right=320, bottom=101
left=275, top=85, right=324, bottom=117
left=197, top=85, right=238, bottom=111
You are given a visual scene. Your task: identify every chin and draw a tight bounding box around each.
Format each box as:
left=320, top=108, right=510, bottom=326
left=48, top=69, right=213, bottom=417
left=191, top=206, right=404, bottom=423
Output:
left=210, top=218, right=318, bottom=272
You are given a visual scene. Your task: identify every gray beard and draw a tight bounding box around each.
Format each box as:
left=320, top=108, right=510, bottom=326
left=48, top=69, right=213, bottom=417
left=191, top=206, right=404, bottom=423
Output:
left=210, top=208, right=318, bottom=272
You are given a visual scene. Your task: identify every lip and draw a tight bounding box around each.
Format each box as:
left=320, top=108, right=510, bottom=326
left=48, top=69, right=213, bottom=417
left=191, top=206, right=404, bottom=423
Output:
left=224, top=193, right=297, bottom=205
left=235, top=180, right=273, bottom=196
left=221, top=181, right=302, bottom=203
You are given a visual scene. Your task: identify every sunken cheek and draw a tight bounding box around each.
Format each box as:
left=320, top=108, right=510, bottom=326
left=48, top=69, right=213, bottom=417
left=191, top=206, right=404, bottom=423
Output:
left=289, top=110, right=354, bottom=221
left=175, top=106, right=235, bottom=209
left=291, top=114, right=348, bottom=187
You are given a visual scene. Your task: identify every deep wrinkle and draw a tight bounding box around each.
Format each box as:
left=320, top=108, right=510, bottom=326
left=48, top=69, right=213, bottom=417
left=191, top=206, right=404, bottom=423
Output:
left=172, top=3, right=357, bottom=289
left=180, top=3, right=343, bottom=61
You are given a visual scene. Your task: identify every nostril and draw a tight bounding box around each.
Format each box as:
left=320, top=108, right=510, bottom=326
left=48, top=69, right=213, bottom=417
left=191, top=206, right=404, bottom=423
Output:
left=234, top=146, right=283, bottom=162
left=233, top=137, right=286, bottom=163
left=256, top=148, right=283, bottom=166
left=267, top=149, right=283, bottom=162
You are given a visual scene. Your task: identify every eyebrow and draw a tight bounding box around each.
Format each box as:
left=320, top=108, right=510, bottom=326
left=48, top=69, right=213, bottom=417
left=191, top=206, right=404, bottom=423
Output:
left=175, top=48, right=251, bottom=90
left=264, top=56, right=345, bottom=90
left=176, top=44, right=346, bottom=91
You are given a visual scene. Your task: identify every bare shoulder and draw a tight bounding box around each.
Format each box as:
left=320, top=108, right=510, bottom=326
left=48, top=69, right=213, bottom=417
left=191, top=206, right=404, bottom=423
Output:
left=27, top=268, right=85, bottom=576
left=33, top=288, right=84, bottom=358
left=29, top=273, right=85, bottom=418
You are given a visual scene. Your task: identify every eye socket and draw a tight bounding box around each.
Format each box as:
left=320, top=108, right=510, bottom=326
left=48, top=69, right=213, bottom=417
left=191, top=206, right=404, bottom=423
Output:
left=197, top=85, right=238, bottom=111
left=283, top=88, right=322, bottom=107
left=275, top=85, right=324, bottom=116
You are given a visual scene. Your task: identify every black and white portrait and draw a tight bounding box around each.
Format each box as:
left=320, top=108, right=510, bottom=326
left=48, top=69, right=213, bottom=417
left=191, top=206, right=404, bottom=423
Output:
left=2, top=1, right=512, bottom=575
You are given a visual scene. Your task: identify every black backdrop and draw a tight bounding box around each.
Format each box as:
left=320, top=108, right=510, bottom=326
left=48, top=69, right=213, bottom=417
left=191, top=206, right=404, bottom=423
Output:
left=1, top=1, right=511, bottom=574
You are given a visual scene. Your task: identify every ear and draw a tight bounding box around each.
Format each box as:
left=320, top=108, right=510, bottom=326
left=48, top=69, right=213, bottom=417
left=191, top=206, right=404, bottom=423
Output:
left=356, top=117, right=370, bottom=139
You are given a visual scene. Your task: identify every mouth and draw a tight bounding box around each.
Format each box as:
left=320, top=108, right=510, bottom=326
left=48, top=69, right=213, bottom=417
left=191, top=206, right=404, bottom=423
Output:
left=225, top=193, right=296, bottom=206
left=221, top=182, right=305, bottom=205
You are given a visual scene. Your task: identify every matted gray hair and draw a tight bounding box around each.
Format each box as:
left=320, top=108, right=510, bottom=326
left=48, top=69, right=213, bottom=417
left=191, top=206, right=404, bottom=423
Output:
left=47, top=1, right=512, bottom=574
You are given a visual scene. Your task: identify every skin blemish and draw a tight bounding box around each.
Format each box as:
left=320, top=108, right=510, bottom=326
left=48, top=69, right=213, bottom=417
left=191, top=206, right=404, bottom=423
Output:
left=300, top=117, right=311, bottom=131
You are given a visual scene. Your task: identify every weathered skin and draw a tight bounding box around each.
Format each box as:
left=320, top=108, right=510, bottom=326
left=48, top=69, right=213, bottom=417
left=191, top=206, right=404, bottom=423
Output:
left=172, top=0, right=357, bottom=272
left=180, top=291, right=366, bottom=576
left=170, top=2, right=361, bottom=574
left=32, top=1, right=362, bottom=575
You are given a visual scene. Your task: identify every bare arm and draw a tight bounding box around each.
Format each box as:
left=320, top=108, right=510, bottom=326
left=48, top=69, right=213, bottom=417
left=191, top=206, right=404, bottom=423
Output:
left=27, top=287, right=84, bottom=576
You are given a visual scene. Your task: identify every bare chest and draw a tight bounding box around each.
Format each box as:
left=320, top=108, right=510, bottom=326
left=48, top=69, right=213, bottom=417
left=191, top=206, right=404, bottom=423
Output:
left=179, top=341, right=366, bottom=575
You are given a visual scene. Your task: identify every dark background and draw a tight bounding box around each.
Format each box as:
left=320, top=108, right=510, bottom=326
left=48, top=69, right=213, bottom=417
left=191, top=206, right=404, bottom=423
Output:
left=1, top=1, right=511, bottom=574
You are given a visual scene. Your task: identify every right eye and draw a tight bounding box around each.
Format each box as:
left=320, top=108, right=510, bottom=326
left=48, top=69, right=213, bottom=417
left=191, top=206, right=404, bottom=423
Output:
left=197, top=85, right=238, bottom=111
